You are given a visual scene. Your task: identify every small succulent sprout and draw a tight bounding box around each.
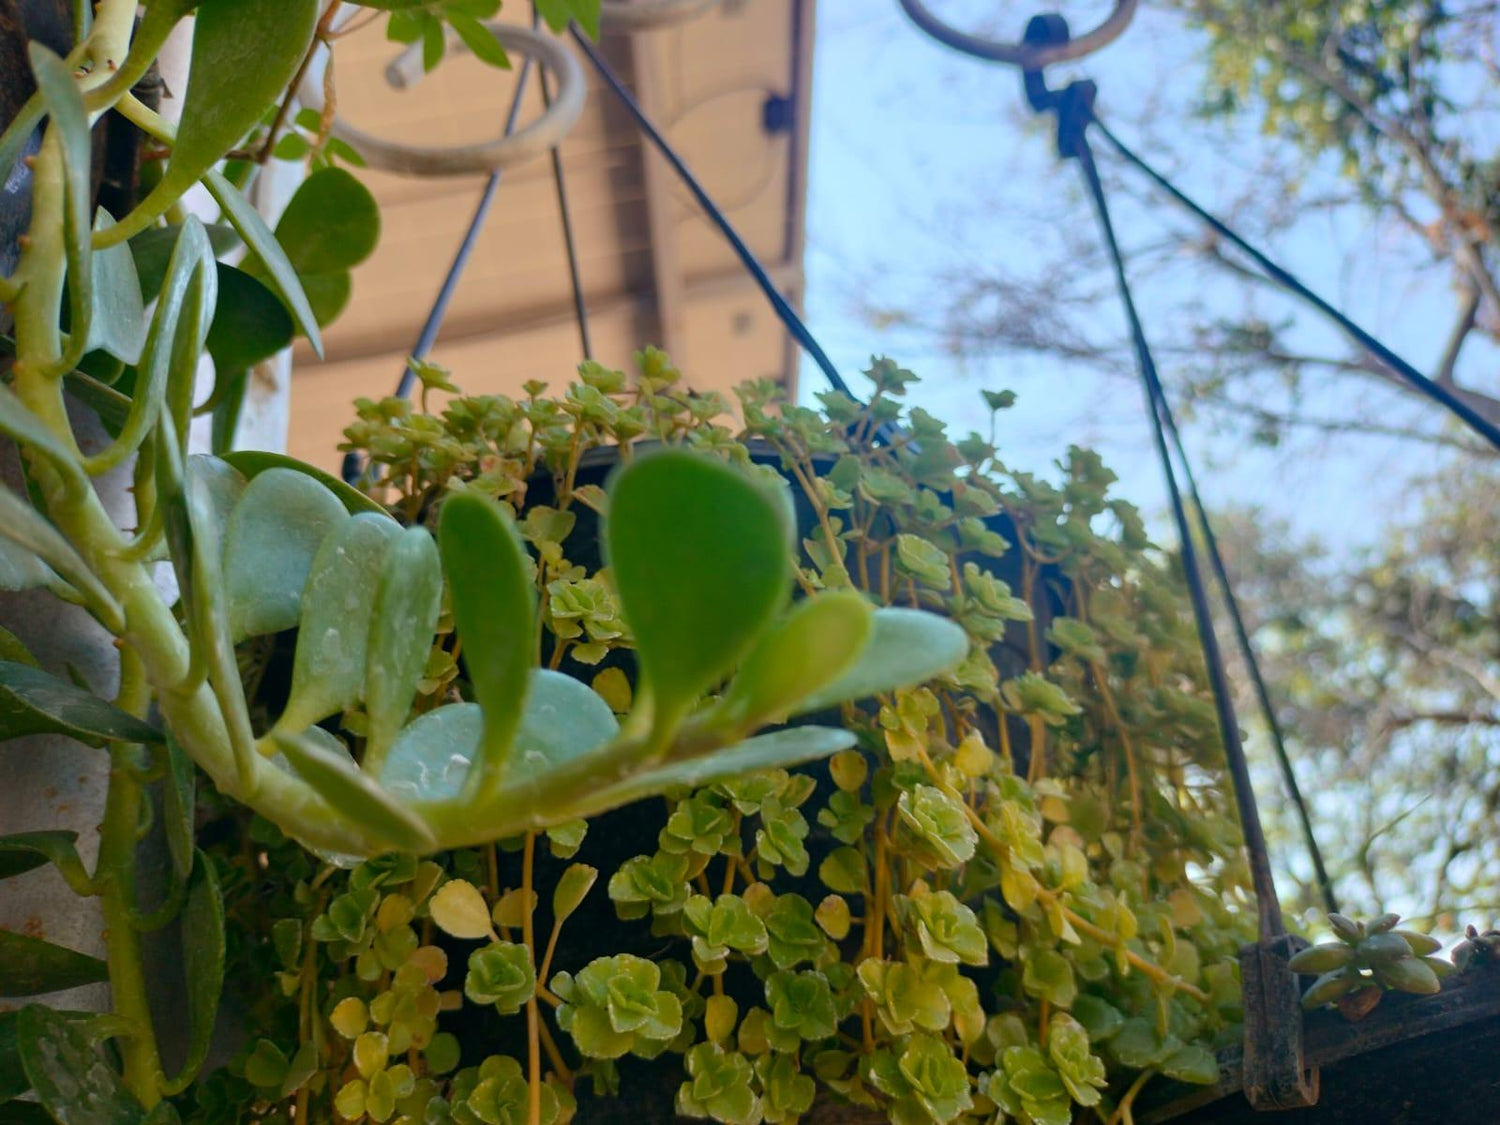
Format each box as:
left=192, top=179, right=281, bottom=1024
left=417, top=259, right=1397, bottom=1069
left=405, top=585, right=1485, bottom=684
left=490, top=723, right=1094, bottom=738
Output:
left=1453, top=924, right=1500, bottom=972
left=1327, top=913, right=1363, bottom=943
left=1291, top=912, right=1448, bottom=1013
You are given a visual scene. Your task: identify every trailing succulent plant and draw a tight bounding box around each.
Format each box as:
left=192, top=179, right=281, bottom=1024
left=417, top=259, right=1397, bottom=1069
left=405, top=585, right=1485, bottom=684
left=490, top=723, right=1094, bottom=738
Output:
left=1289, top=913, right=1449, bottom=1020
left=182, top=356, right=1283, bottom=1125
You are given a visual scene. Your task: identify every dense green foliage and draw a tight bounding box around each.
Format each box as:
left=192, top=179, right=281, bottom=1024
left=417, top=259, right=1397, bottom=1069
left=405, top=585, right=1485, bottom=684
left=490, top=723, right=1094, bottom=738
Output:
left=187, top=357, right=1267, bottom=1124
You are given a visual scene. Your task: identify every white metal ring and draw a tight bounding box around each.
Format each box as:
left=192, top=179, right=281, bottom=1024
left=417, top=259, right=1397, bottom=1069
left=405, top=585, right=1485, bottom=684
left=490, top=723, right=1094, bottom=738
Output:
left=599, top=0, right=726, bottom=30
left=898, top=0, right=1138, bottom=69
left=299, top=23, right=586, bottom=177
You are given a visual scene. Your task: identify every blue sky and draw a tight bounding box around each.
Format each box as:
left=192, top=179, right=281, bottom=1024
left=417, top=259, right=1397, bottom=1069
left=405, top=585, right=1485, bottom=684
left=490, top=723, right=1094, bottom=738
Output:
left=798, top=0, right=1484, bottom=553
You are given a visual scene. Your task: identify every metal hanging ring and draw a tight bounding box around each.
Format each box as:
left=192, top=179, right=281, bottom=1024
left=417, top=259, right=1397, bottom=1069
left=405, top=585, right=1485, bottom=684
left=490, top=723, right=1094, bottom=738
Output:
left=599, top=0, right=726, bottom=30
left=299, top=23, right=586, bottom=177
left=897, top=0, right=1138, bottom=68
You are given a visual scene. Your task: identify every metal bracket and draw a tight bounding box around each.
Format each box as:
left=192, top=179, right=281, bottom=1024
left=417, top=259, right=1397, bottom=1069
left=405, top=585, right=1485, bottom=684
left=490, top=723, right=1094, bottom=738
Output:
left=1018, top=16, right=1097, bottom=162
left=1240, top=935, right=1320, bottom=1110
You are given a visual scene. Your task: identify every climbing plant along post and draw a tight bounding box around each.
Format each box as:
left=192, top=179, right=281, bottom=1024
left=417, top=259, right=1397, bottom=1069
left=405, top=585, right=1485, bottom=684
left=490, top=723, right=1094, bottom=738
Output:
left=0, top=2, right=966, bottom=1117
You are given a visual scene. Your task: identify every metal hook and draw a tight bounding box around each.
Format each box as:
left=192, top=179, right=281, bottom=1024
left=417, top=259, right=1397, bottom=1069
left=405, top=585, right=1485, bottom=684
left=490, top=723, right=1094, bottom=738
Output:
left=897, top=0, right=1137, bottom=68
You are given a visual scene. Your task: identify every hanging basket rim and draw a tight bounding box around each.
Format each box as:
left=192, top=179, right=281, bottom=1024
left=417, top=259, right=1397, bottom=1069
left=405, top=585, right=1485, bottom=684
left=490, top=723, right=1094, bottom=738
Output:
left=1138, top=967, right=1500, bottom=1123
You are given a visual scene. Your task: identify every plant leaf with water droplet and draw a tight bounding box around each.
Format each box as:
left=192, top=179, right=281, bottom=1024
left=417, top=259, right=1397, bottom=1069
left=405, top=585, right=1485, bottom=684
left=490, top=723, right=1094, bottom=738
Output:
left=273, top=729, right=435, bottom=854
left=364, top=527, right=442, bottom=766
left=277, top=513, right=400, bottom=732
left=17, top=1005, right=141, bottom=1123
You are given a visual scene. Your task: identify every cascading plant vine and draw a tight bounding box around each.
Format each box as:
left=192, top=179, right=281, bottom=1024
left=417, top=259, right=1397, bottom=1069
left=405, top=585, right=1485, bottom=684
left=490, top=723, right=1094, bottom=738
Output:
left=178, top=354, right=1310, bottom=1125
left=0, top=2, right=965, bottom=1121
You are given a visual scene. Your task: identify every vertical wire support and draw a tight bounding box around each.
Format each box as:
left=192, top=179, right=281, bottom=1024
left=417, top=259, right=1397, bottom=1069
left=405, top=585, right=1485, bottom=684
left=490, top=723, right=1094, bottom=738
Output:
left=568, top=24, right=852, bottom=397
left=1070, top=118, right=1284, bottom=940
left=1153, top=399, right=1340, bottom=917
left=1090, top=119, right=1500, bottom=454
left=395, top=52, right=538, bottom=401
left=535, top=9, right=593, bottom=361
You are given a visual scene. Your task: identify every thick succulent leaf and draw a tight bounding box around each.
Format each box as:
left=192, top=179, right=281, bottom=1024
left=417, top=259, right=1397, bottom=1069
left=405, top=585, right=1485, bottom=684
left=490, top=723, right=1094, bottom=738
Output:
left=793, top=607, right=969, bottom=715
left=165, top=852, right=225, bottom=1092
left=86, top=211, right=147, bottom=365
left=223, top=467, right=348, bottom=641
left=260, top=166, right=380, bottom=275
left=383, top=672, right=619, bottom=806
left=29, top=46, right=92, bottom=353
left=0, top=383, right=82, bottom=482
left=0, top=660, right=162, bottom=746
left=272, top=729, right=435, bottom=854
left=176, top=460, right=260, bottom=787
left=719, top=591, right=873, bottom=726
left=204, top=171, right=321, bottom=354
left=380, top=703, right=482, bottom=804
left=205, top=264, right=293, bottom=374
left=183, top=455, right=246, bottom=573
left=128, top=223, right=240, bottom=304
left=277, top=513, right=400, bottom=732
left=0, top=536, right=55, bottom=592
left=0, top=484, right=118, bottom=618
left=565, top=727, right=856, bottom=821
left=96, top=218, right=215, bottom=474
left=219, top=450, right=385, bottom=516
left=17, top=1005, right=141, bottom=1124
left=364, top=527, right=443, bottom=764
left=0, top=932, right=109, bottom=998
left=438, top=492, right=535, bottom=798
left=161, top=734, right=197, bottom=882
left=605, top=451, right=792, bottom=737
left=134, top=0, right=319, bottom=236
left=0, top=831, right=89, bottom=891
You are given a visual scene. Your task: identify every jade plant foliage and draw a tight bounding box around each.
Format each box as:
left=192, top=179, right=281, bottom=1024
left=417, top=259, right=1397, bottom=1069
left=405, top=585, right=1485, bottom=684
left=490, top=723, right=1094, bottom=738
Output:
left=182, top=357, right=1275, bottom=1125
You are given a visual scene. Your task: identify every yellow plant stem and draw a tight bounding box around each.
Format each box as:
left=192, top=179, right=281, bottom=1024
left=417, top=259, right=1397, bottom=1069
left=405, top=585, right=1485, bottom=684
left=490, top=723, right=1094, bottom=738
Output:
left=522, top=833, right=543, bottom=1125
left=912, top=745, right=1210, bottom=1005
left=1106, top=1068, right=1154, bottom=1125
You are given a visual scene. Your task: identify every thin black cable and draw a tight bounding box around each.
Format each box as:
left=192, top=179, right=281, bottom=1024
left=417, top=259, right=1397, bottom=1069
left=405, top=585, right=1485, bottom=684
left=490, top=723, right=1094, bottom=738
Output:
left=395, top=54, right=537, bottom=401
left=1070, top=106, right=1285, bottom=940
left=536, top=9, right=593, bottom=361
left=568, top=25, right=852, bottom=398
left=1154, top=350, right=1341, bottom=917
left=1092, top=117, right=1500, bottom=454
